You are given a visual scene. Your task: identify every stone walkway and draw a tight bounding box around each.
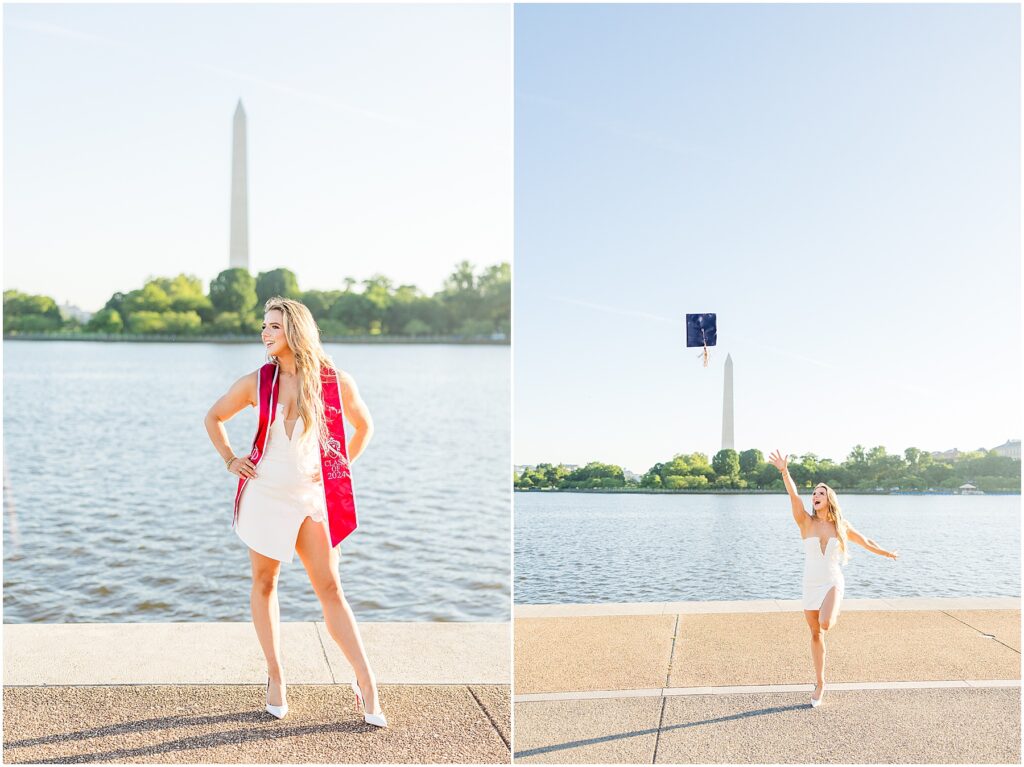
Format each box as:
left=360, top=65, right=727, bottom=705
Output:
left=4, top=684, right=509, bottom=764
left=514, top=598, right=1020, bottom=763
left=3, top=621, right=510, bottom=764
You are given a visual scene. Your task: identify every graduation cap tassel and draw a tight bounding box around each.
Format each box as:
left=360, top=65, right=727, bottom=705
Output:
left=685, top=313, right=717, bottom=368
left=698, top=329, right=709, bottom=367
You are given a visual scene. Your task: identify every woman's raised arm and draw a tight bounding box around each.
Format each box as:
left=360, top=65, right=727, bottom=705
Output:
left=768, top=449, right=809, bottom=528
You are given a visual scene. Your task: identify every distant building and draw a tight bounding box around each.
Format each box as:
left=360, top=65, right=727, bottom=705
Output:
left=957, top=483, right=984, bottom=495
left=59, top=302, right=92, bottom=324
left=515, top=463, right=581, bottom=478
left=934, top=441, right=1021, bottom=461
left=623, top=469, right=642, bottom=483
left=931, top=447, right=990, bottom=461
left=991, top=439, right=1021, bottom=460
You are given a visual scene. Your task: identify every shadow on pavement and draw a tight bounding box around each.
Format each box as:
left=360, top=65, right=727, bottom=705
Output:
left=5, top=710, right=263, bottom=750
left=514, top=702, right=808, bottom=760
left=5, top=715, right=379, bottom=764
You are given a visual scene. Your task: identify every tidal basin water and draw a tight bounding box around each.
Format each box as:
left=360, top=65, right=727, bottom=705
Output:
left=4, top=341, right=510, bottom=623
left=514, top=492, right=1020, bottom=604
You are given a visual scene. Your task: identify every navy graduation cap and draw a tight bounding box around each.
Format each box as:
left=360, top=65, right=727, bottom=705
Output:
left=685, top=313, right=717, bottom=367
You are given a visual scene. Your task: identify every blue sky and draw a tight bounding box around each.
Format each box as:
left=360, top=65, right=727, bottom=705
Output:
left=514, top=4, right=1020, bottom=471
left=4, top=4, right=511, bottom=310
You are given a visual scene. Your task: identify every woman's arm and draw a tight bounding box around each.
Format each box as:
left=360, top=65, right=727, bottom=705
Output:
left=338, top=370, right=373, bottom=463
left=768, top=449, right=809, bottom=529
left=846, top=526, right=899, bottom=559
left=204, top=372, right=258, bottom=479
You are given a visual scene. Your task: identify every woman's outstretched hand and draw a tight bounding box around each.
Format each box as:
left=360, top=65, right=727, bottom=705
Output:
left=768, top=449, right=789, bottom=473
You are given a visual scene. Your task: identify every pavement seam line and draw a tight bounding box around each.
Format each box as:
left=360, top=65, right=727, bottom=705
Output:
left=939, top=610, right=1021, bottom=655
left=313, top=622, right=337, bottom=684
left=513, top=679, right=1022, bottom=703
left=514, top=598, right=1020, bottom=618
left=3, top=682, right=500, bottom=690
left=665, top=613, right=680, bottom=687
left=467, top=684, right=510, bottom=751
left=651, top=695, right=667, bottom=764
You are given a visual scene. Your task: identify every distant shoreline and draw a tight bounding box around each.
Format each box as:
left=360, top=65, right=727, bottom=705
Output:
left=514, top=488, right=1020, bottom=496
left=3, top=332, right=509, bottom=346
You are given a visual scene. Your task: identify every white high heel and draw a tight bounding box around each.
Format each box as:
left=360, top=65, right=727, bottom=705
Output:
left=266, top=678, right=289, bottom=719
left=351, top=679, right=387, bottom=728
left=810, top=683, right=825, bottom=708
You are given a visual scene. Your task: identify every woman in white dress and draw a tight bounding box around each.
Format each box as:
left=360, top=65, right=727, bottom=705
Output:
left=204, top=297, right=386, bottom=727
left=768, top=450, right=899, bottom=707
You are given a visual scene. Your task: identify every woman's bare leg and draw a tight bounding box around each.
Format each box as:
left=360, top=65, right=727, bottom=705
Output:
left=249, top=549, right=285, bottom=706
left=803, top=608, right=825, bottom=698
left=295, top=516, right=380, bottom=714
left=818, top=586, right=842, bottom=632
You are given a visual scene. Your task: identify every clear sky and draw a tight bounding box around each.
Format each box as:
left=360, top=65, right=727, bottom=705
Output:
left=514, top=4, right=1020, bottom=472
left=4, top=4, right=511, bottom=311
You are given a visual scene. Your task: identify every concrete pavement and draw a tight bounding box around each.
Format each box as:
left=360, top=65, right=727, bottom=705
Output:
left=3, top=684, right=509, bottom=764
left=3, top=621, right=510, bottom=763
left=514, top=598, right=1020, bottom=763
left=4, top=622, right=508, bottom=686
left=514, top=688, right=1020, bottom=763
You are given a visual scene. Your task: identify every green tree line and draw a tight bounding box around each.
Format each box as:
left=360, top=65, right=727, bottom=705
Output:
left=4, top=260, right=510, bottom=339
left=516, top=446, right=1021, bottom=493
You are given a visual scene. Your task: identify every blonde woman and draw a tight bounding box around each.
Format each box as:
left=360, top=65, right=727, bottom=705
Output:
left=768, top=450, right=899, bottom=708
left=204, top=297, right=386, bottom=727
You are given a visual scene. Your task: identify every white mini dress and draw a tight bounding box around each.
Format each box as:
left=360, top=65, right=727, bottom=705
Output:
left=235, top=404, right=328, bottom=563
left=801, top=535, right=845, bottom=611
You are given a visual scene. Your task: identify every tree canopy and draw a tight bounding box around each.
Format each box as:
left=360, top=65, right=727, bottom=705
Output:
left=516, top=445, right=1020, bottom=493
left=4, top=261, right=511, bottom=340
left=3, top=290, right=64, bottom=333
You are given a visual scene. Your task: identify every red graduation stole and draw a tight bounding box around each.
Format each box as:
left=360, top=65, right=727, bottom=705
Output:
left=232, top=363, right=358, bottom=547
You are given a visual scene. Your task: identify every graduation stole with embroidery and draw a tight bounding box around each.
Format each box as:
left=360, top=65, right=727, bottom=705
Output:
left=233, top=363, right=358, bottom=547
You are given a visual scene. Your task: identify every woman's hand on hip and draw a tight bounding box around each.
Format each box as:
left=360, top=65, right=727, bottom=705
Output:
left=228, top=457, right=257, bottom=479
left=311, top=468, right=322, bottom=484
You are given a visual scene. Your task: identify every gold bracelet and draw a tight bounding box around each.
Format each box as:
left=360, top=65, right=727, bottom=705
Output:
left=225, top=455, right=237, bottom=470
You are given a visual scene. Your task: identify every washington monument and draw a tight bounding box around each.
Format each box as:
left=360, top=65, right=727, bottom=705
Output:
left=722, top=353, right=735, bottom=451
left=229, top=100, right=249, bottom=270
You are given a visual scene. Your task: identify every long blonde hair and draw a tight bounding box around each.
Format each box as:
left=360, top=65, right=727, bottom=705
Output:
left=815, top=482, right=850, bottom=563
left=263, top=297, right=337, bottom=456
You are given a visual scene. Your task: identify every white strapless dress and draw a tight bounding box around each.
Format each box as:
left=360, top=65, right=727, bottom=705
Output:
left=235, top=404, right=328, bottom=563
left=801, top=536, right=845, bottom=610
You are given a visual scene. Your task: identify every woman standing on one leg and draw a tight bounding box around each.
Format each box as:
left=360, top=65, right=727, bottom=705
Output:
left=768, top=449, right=899, bottom=708
left=204, top=297, right=386, bottom=727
